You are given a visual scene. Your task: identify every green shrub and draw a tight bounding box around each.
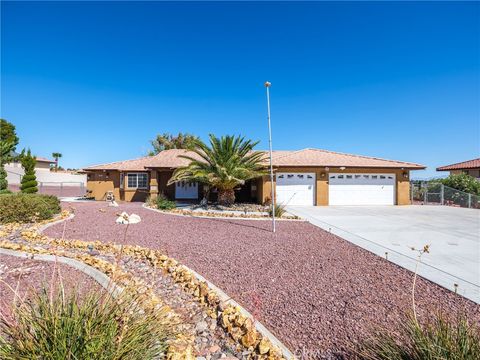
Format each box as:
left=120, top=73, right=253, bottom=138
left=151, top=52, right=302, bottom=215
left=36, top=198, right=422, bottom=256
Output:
left=0, top=193, right=61, bottom=223
left=268, top=203, right=286, bottom=218
left=20, top=149, right=38, bottom=193
left=356, top=313, right=480, bottom=360
left=438, top=173, right=480, bottom=196
left=156, top=194, right=176, bottom=210
left=0, top=287, right=172, bottom=359
left=0, top=166, right=8, bottom=192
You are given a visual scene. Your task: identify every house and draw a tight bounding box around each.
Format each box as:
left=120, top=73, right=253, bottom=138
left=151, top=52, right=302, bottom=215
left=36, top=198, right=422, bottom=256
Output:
left=437, top=158, right=480, bottom=179
left=84, top=148, right=425, bottom=206
left=5, top=155, right=55, bottom=184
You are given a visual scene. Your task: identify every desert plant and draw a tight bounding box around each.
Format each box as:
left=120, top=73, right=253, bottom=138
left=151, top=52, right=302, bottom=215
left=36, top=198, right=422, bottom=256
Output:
left=0, top=193, right=61, bottom=223
left=269, top=203, right=286, bottom=218
left=20, top=149, right=38, bottom=193
left=0, top=287, right=172, bottom=359
left=356, top=312, right=480, bottom=360
left=168, top=134, right=266, bottom=206
left=156, top=193, right=176, bottom=210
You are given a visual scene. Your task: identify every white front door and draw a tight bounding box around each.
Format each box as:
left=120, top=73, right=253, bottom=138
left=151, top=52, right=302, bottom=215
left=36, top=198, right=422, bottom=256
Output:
left=175, top=181, right=198, bottom=199
left=276, top=173, right=315, bottom=206
left=329, top=173, right=395, bottom=205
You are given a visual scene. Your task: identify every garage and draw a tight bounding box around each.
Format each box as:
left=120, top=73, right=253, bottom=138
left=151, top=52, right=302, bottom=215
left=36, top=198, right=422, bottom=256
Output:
left=329, top=173, right=395, bottom=205
left=276, top=173, right=315, bottom=206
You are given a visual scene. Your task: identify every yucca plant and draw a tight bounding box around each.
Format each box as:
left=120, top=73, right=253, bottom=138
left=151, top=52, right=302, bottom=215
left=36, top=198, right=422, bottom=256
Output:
left=168, top=134, right=267, bottom=206
left=356, top=312, right=480, bottom=360
left=0, top=287, right=173, bottom=359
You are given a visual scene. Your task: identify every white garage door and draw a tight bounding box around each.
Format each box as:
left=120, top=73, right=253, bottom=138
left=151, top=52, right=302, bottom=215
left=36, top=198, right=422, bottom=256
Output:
left=329, top=173, right=395, bottom=205
left=175, top=181, right=198, bottom=199
left=276, top=173, right=315, bottom=206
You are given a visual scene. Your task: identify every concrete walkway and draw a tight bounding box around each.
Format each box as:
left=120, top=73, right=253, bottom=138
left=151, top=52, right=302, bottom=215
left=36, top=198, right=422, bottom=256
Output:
left=287, top=205, right=480, bottom=303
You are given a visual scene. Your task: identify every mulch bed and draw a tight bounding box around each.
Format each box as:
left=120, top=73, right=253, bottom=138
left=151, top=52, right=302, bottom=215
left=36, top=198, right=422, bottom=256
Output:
left=45, top=202, right=480, bottom=358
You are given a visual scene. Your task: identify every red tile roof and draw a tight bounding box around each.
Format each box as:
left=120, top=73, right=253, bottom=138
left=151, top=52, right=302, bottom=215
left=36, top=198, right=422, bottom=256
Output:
left=36, top=157, right=55, bottom=163
left=84, top=148, right=425, bottom=171
left=437, top=158, right=480, bottom=171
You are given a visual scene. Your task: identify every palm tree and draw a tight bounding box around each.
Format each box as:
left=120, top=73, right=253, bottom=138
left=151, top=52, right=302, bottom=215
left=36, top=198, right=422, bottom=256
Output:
left=52, top=152, right=62, bottom=172
left=168, top=135, right=267, bottom=206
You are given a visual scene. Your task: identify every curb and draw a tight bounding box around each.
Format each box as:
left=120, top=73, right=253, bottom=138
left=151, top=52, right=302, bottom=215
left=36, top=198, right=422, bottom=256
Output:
left=143, top=203, right=305, bottom=222
left=0, top=248, right=122, bottom=297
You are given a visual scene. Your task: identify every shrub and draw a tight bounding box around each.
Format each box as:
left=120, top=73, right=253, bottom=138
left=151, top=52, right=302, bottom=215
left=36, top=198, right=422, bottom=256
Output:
left=0, top=193, right=61, bottom=223
left=20, top=149, right=38, bottom=194
left=268, top=203, right=286, bottom=218
left=0, top=287, right=172, bottom=359
left=156, top=194, right=176, bottom=210
left=438, top=173, right=480, bottom=196
left=356, top=312, right=480, bottom=360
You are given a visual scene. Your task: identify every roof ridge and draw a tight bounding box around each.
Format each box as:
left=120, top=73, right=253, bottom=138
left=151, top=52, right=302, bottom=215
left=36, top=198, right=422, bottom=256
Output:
left=304, top=147, right=423, bottom=167
left=437, top=157, right=480, bottom=168
left=84, top=154, right=153, bottom=169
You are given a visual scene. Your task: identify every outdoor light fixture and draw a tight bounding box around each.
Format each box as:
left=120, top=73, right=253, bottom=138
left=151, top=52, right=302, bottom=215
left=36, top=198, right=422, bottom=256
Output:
left=320, top=172, right=326, bottom=178
left=403, top=172, right=408, bottom=179
left=325, top=167, right=329, bottom=171
left=340, top=166, right=346, bottom=170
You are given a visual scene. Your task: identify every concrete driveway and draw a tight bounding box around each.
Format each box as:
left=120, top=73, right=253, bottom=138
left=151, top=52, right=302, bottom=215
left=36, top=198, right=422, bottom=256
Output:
left=287, top=205, right=480, bottom=303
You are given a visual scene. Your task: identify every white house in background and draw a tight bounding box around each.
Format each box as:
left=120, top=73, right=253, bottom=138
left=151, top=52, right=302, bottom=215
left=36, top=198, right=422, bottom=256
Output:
left=5, top=155, right=87, bottom=186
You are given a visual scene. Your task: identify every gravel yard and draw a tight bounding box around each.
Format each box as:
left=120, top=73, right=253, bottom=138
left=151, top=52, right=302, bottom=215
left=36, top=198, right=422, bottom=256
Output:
left=46, top=202, right=480, bottom=358
left=0, top=253, right=102, bottom=318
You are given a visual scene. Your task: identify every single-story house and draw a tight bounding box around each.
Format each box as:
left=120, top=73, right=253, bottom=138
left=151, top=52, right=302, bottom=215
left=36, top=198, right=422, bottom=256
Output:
left=84, top=148, right=425, bottom=206
left=437, top=158, right=480, bottom=179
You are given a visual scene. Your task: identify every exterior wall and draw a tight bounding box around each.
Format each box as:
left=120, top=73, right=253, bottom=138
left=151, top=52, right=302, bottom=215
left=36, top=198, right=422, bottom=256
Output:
left=260, top=167, right=412, bottom=206
left=449, top=169, right=480, bottom=178
left=87, top=171, right=121, bottom=201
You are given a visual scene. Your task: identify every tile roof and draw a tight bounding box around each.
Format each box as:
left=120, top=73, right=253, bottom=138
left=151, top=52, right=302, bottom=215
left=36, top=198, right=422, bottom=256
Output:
left=84, top=148, right=425, bottom=171
left=36, top=157, right=55, bottom=163
left=436, top=158, right=480, bottom=171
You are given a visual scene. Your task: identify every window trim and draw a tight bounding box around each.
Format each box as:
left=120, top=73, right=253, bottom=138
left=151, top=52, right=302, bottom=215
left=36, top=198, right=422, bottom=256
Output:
left=126, top=172, right=149, bottom=190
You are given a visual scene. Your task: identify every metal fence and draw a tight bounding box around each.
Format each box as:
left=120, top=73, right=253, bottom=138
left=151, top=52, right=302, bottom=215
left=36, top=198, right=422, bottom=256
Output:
left=411, top=181, right=479, bottom=209
left=8, top=182, right=86, bottom=198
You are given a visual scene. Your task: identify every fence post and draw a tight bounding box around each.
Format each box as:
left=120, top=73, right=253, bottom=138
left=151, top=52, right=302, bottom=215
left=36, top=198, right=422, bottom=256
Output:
left=60, top=182, right=64, bottom=197
left=440, top=184, right=444, bottom=205
left=468, top=193, right=472, bottom=208
left=424, top=186, right=427, bottom=204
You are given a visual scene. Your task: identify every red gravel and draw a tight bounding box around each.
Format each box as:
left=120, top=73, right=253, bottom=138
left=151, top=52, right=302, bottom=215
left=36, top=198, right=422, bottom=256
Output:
left=45, top=202, right=480, bottom=358
left=0, top=253, right=102, bottom=319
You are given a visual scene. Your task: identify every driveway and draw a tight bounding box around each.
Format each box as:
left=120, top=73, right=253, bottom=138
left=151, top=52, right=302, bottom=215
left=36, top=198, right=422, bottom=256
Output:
left=287, top=205, right=480, bottom=303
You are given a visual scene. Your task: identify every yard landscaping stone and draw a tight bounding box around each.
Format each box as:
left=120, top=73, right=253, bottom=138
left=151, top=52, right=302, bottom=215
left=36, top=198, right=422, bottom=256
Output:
left=40, top=201, right=480, bottom=358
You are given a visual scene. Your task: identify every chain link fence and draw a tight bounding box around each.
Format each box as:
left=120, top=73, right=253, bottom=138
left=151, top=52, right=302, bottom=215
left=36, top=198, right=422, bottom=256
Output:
left=411, top=181, right=479, bottom=209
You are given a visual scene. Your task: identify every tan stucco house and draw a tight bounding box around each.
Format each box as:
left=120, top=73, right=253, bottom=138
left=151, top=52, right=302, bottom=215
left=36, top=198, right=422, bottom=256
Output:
left=437, top=158, right=480, bottom=179
left=84, top=148, right=425, bottom=206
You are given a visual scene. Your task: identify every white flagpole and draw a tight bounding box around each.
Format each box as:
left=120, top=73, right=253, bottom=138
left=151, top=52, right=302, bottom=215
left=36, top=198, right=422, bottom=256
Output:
left=265, top=81, right=276, bottom=233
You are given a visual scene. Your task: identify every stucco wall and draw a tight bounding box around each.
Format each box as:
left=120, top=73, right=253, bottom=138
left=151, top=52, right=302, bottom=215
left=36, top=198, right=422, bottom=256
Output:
left=260, top=167, right=412, bottom=206
left=87, top=171, right=121, bottom=200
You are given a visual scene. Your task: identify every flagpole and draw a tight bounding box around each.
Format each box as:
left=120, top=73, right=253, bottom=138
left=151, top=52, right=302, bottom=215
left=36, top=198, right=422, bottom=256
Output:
left=265, top=81, right=276, bottom=233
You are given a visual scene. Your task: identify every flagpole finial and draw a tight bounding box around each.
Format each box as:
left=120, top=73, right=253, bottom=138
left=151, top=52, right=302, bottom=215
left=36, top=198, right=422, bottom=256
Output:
left=264, top=81, right=271, bottom=88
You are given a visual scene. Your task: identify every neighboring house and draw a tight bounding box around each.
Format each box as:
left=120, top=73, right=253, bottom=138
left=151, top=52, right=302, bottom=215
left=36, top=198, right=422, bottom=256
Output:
left=5, top=155, right=87, bottom=186
left=84, top=148, right=425, bottom=206
left=437, top=158, right=480, bottom=179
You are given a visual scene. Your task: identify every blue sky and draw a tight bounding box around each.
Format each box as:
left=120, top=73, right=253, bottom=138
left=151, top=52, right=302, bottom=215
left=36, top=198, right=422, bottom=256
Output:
left=1, top=1, right=478, bottom=178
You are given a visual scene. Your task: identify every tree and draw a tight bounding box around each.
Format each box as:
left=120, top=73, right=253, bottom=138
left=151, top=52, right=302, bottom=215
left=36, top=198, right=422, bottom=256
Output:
left=0, top=140, right=15, bottom=193
left=149, top=132, right=199, bottom=155
left=168, top=134, right=266, bottom=206
left=20, top=149, right=38, bottom=193
left=52, top=152, right=62, bottom=172
left=0, top=119, right=19, bottom=164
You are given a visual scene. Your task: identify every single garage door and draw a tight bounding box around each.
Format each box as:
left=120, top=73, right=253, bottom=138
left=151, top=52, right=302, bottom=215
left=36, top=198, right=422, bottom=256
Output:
left=329, top=173, right=395, bottom=205
left=276, top=173, right=315, bottom=206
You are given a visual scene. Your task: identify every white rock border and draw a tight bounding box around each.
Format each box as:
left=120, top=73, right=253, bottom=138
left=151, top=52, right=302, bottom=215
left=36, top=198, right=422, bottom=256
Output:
left=143, top=203, right=306, bottom=222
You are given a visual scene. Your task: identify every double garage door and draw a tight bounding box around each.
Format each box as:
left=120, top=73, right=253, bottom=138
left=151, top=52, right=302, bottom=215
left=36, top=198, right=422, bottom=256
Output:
left=276, top=172, right=396, bottom=206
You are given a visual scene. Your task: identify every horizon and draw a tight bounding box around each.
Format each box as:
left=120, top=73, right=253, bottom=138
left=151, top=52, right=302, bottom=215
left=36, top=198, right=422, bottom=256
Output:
left=1, top=1, right=479, bottom=179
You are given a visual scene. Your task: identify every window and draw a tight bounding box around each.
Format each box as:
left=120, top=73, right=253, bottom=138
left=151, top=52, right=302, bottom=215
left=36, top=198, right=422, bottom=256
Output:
left=297, top=174, right=304, bottom=178
left=380, top=175, right=386, bottom=179
left=127, top=173, right=148, bottom=189
left=278, top=175, right=284, bottom=179
left=372, top=175, right=378, bottom=179
left=346, top=175, right=352, bottom=179
left=338, top=175, right=344, bottom=179
left=363, top=175, right=369, bottom=179
left=307, top=175, right=313, bottom=179
left=355, top=175, right=361, bottom=179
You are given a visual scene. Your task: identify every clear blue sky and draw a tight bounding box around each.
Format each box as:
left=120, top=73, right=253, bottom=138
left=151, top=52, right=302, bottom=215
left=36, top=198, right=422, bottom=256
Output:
left=1, top=1, right=478, bottom=178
